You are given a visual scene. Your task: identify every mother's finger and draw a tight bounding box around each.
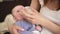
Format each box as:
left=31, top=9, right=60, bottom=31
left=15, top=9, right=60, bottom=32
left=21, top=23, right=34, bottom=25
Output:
left=14, top=25, right=24, bottom=31
left=26, top=17, right=36, bottom=24
left=20, top=8, right=35, bottom=19
left=8, top=25, right=19, bottom=34
left=25, top=6, right=39, bottom=14
left=13, top=27, right=19, bottom=34
left=25, top=7, right=35, bottom=14
left=20, top=6, right=37, bottom=16
left=29, top=7, right=39, bottom=14
left=8, top=25, right=14, bottom=34
left=12, top=25, right=24, bottom=34
left=8, top=24, right=24, bottom=34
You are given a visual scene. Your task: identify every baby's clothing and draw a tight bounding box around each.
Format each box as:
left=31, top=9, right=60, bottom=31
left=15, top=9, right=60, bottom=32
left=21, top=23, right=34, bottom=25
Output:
left=14, top=20, right=41, bottom=34
left=15, top=20, right=34, bottom=31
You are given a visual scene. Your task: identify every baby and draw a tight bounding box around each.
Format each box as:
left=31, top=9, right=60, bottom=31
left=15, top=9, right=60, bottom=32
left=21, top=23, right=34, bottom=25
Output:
left=12, top=5, right=42, bottom=34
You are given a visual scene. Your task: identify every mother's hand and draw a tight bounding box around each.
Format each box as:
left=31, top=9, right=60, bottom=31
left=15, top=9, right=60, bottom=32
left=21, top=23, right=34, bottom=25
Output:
left=20, top=7, right=43, bottom=24
left=8, top=24, right=24, bottom=34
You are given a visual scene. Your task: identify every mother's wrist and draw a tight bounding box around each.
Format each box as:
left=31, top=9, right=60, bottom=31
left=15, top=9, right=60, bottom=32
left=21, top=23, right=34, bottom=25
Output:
left=37, top=15, right=47, bottom=25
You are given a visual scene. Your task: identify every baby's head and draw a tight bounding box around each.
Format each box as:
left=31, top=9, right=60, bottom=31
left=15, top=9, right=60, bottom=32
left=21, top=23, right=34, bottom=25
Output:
left=12, top=5, right=24, bottom=21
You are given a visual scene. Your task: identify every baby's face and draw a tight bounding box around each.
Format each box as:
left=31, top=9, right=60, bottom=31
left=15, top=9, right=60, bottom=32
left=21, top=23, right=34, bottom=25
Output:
left=13, top=10, right=23, bottom=21
left=12, top=5, right=24, bottom=21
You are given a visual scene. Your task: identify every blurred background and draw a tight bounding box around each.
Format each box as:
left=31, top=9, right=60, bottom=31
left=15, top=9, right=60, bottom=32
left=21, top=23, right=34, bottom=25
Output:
left=0, top=0, right=31, bottom=34
left=0, top=0, right=31, bottom=22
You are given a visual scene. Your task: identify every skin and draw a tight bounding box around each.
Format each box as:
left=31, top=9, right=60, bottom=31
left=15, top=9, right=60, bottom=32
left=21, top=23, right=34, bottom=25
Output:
left=8, top=5, right=42, bottom=34
left=19, top=0, right=60, bottom=34
left=30, top=0, right=40, bottom=11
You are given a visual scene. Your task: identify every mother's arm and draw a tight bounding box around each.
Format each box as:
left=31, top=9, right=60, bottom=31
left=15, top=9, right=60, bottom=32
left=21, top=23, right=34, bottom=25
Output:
left=38, top=15, right=60, bottom=34
left=20, top=8, right=60, bottom=34
left=26, top=0, right=60, bottom=33
left=30, top=0, right=40, bottom=11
